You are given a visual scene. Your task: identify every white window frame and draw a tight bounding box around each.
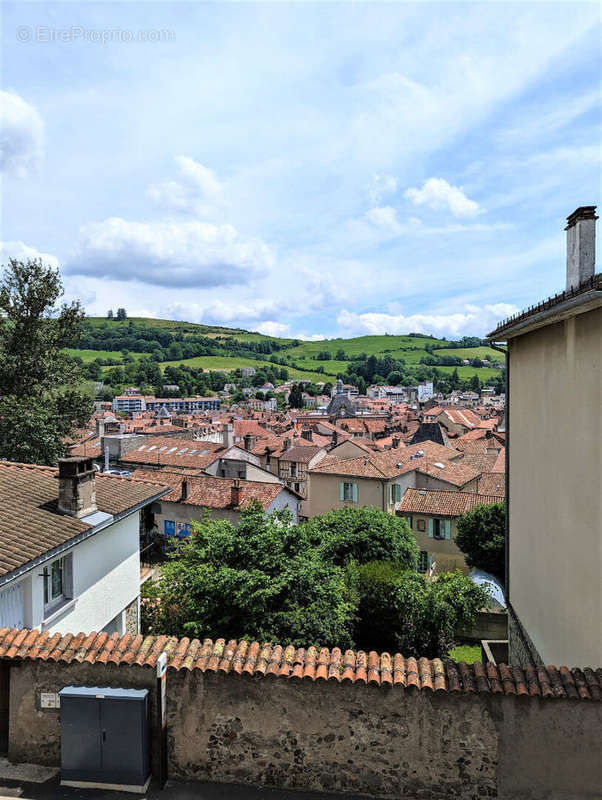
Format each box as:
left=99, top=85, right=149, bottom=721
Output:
left=43, top=554, right=73, bottom=615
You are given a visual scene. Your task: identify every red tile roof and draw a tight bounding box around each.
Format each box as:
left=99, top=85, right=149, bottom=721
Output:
left=0, top=628, right=599, bottom=698
left=399, top=488, right=502, bottom=516
left=477, top=473, right=506, bottom=497
left=131, top=470, right=293, bottom=510
left=121, top=437, right=225, bottom=469
left=311, top=441, right=459, bottom=480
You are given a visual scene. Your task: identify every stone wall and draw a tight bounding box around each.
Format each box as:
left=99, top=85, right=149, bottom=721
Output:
left=125, top=596, right=139, bottom=636
left=507, top=604, right=543, bottom=668
left=6, top=658, right=602, bottom=799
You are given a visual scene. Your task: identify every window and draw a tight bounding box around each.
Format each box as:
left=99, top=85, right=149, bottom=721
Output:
left=164, top=520, right=176, bottom=536
left=43, top=555, right=73, bottom=613
left=428, top=519, right=451, bottom=540
left=176, top=522, right=191, bottom=538
left=339, top=482, right=358, bottom=502
left=294, top=483, right=300, bottom=493
left=418, top=551, right=429, bottom=573
left=417, top=518, right=426, bottom=532
left=405, top=516, right=413, bottom=529
left=290, top=463, right=297, bottom=477
left=388, top=483, right=402, bottom=504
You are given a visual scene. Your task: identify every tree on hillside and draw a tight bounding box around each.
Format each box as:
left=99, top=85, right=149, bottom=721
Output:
left=116, top=307, right=127, bottom=320
left=107, top=309, right=113, bottom=319
left=0, top=258, right=92, bottom=464
left=470, top=374, right=481, bottom=393
left=288, top=382, right=304, bottom=408
left=455, top=502, right=505, bottom=582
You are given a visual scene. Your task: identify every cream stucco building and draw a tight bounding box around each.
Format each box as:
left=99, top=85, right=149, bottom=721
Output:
left=488, top=206, right=601, bottom=668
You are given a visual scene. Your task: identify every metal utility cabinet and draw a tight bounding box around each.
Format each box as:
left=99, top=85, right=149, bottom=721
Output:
left=59, top=686, right=151, bottom=793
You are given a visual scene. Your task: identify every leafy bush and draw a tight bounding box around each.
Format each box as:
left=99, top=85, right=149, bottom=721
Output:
left=455, top=502, right=505, bottom=582
left=354, top=562, right=488, bottom=657
left=303, top=506, right=419, bottom=569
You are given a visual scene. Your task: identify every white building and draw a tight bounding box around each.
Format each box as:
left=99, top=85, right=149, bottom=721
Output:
left=0, top=458, right=168, bottom=635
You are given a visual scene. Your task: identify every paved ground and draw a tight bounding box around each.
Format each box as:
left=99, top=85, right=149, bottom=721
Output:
left=0, top=776, right=372, bottom=800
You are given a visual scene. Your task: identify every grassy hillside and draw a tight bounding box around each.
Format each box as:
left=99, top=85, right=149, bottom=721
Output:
left=71, top=317, right=504, bottom=391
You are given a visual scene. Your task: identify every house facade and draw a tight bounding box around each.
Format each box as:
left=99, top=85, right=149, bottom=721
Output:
left=0, top=459, right=168, bottom=636
left=398, top=488, right=503, bottom=575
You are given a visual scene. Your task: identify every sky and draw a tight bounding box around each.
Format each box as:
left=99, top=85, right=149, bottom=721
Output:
left=1, top=1, right=600, bottom=340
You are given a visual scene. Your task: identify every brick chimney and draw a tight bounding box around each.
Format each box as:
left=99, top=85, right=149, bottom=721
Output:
left=392, top=436, right=400, bottom=449
left=58, top=456, right=97, bottom=518
left=231, top=479, right=243, bottom=507
left=566, top=206, right=597, bottom=290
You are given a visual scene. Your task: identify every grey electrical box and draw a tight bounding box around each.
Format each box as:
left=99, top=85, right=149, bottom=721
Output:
left=59, top=686, right=150, bottom=792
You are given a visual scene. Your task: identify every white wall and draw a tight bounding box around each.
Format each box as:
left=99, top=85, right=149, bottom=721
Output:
left=25, top=512, right=140, bottom=635
left=266, top=491, right=300, bottom=524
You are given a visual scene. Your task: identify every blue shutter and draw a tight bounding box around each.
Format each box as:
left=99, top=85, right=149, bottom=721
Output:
left=164, top=520, right=175, bottom=536
left=352, top=483, right=358, bottom=502
left=339, top=482, right=345, bottom=501
left=395, top=484, right=402, bottom=503
left=389, top=484, right=393, bottom=504
left=444, top=520, right=451, bottom=540
left=428, top=519, right=434, bottom=538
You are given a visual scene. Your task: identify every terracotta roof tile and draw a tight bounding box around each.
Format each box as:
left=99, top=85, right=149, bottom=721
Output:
left=399, top=488, right=503, bottom=516
left=0, top=628, right=600, bottom=699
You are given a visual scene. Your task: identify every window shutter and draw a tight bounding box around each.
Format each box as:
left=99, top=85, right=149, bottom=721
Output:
left=352, top=483, right=358, bottom=502
left=63, top=555, right=74, bottom=600
left=428, top=519, right=434, bottom=538
left=339, top=482, right=345, bottom=501
left=428, top=554, right=434, bottom=568
left=444, top=520, right=451, bottom=540
left=389, top=485, right=393, bottom=504
left=395, top=484, right=402, bottom=503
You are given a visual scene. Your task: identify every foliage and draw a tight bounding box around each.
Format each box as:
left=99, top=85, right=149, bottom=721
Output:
left=142, top=502, right=357, bottom=648
left=354, top=562, right=488, bottom=657
left=0, top=259, right=92, bottom=464
left=448, top=643, right=481, bottom=663
left=302, top=506, right=418, bottom=569
left=455, top=502, right=505, bottom=582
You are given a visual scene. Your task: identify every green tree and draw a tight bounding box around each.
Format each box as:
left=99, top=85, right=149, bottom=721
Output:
left=455, top=502, right=505, bottom=582
left=450, top=367, right=460, bottom=390
left=288, top=382, right=304, bottom=409
left=142, top=503, right=357, bottom=648
left=470, top=374, right=481, bottom=393
left=116, top=307, right=127, bottom=320
left=107, top=309, right=113, bottom=319
left=0, top=258, right=92, bottom=464
left=303, top=506, right=419, bottom=569
left=354, top=562, right=488, bottom=657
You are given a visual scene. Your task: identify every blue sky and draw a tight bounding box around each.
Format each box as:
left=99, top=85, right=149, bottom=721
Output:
left=1, top=1, right=600, bottom=339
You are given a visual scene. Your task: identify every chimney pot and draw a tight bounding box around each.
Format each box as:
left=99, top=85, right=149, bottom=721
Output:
left=565, top=205, right=597, bottom=290
left=181, top=478, right=188, bottom=502
left=58, top=456, right=97, bottom=518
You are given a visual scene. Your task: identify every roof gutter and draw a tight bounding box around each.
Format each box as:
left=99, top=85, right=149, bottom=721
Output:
left=489, top=341, right=509, bottom=599
left=0, top=487, right=171, bottom=591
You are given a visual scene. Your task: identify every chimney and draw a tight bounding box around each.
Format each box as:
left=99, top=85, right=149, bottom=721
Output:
left=58, top=456, right=97, bottom=518
left=181, top=478, right=188, bottom=502
left=244, top=433, right=253, bottom=451
left=392, top=436, right=400, bottom=449
left=283, top=437, right=291, bottom=451
left=231, top=479, right=243, bottom=507
left=222, top=422, right=234, bottom=450
left=565, top=206, right=597, bottom=289
left=301, top=427, right=313, bottom=442
left=332, top=430, right=338, bottom=446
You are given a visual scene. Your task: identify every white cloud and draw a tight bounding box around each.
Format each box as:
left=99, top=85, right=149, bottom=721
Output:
left=405, top=178, right=481, bottom=218
left=0, top=240, right=59, bottom=269
left=368, top=173, right=398, bottom=205
left=147, top=156, right=225, bottom=216
left=66, top=217, right=273, bottom=288
left=365, top=205, right=402, bottom=234
left=0, top=91, right=44, bottom=176
left=337, top=302, right=518, bottom=339
left=256, top=321, right=291, bottom=337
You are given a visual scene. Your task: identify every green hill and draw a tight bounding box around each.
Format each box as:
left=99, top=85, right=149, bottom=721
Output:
left=67, top=316, right=504, bottom=397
